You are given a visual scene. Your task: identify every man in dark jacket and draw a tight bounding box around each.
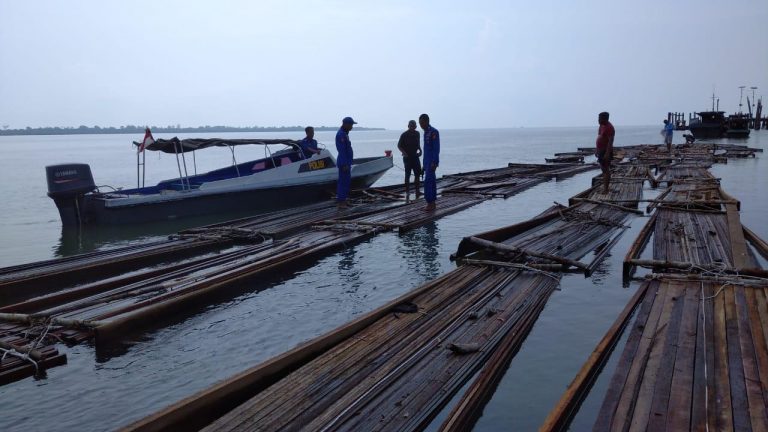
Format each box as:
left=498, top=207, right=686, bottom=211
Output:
left=397, top=120, right=422, bottom=201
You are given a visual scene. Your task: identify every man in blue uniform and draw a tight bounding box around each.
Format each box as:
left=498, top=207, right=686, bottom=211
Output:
left=418, top=113, right=440, bottom=211
left=298, top=126, right=321, bottom=159
left=336, top=116, right=356, bottom=209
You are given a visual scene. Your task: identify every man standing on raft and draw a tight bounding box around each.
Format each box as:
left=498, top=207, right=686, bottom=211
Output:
left=595, top=111, right=615, bottom=195
left=418, top=113, right=440, bottom=211
left=397, top=120, right=422, bottom=201
left=336, top=116, right=357, bottom=209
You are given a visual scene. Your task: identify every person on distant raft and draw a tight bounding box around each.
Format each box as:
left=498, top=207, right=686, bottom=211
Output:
left=397, top=120, right=422, bottom=201
left=335, top=116, right=357, bottom=209
left=298, top=126, right=321, bottom=159
left=662, top=119, right=674, bottom=153
left=418, top=113, right=440, bottom=211
left=595, top=111, right=615, bottom=195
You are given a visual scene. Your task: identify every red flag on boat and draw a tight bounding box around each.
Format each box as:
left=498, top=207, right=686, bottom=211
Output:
left=138, top=127, right=155, bottom=153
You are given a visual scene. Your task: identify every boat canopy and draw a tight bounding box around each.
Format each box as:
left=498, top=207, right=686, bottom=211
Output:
left=133, top=137, right=302, bottom=154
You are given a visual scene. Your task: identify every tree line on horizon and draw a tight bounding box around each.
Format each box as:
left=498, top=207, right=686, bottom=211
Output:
left=0, top=124, right=384, bottom=136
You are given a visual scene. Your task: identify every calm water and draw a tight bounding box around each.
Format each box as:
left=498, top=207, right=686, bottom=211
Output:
left=0, top=127, right=765, bottom=431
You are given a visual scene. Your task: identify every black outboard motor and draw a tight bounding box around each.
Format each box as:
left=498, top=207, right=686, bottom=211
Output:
left=46, top=163, right=96, bottom=226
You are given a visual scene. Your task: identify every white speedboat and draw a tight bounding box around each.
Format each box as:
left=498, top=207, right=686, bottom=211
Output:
left=46, top=136, right=392, bottom=226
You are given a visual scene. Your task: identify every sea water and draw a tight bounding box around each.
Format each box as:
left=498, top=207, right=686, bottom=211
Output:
left=0, top=127, right=765, bottom=431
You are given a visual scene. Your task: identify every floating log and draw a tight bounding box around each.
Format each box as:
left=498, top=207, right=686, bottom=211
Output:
left=744, top=226, right=768, bottom=261
left=622, top=213, right=657, bottom=283
left=452, top=204, right=566, bottom=259
left=0, top=313, right=104, bottom=329
left=466, top=236, right=590, bottom=271
left=0, top=340, right=44, bottom=361
left=569, top=198, right=644, bottom=215
left=626, top=259, right=768, bottom=278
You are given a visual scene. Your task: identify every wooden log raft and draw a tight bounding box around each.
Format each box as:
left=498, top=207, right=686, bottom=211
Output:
left=465, top=236, right=590, bottom=271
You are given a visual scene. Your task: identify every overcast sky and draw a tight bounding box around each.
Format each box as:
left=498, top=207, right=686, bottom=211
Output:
left=1, top=0, right=766, bottom=129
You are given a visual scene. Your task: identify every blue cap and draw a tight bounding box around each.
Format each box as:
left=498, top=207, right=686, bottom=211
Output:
left=342, top=116, right=357, bottom=124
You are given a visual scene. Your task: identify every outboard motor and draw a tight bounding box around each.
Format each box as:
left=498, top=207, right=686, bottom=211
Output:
left=46, top=163, right=96, bottom=226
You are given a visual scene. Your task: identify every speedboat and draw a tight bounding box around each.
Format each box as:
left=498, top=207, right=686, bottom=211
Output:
left=46, top=134, right=392, bottom=226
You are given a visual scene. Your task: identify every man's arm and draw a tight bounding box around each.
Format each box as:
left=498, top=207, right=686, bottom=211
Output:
left=432, top=131, right=440, bottom=167
left=397, top=134, right=406, bottom=155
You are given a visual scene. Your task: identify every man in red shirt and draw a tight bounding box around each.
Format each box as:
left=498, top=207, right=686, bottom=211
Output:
left=595, top=111, right=615, bottom=194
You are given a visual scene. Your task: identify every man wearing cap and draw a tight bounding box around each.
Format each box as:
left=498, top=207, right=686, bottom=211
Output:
left=397, top=120, right=422, bottom=201
left=336, top=116, right=357, bottom=209
left=418, top=113, right=440, bottom=211
left=595, top=111, right=615, bottom=195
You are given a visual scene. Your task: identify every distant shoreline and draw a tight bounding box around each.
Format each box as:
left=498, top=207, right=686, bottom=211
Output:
left=0, top=125, right=386, bottom=137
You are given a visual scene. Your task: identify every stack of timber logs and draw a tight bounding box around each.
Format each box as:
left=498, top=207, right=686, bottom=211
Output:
left=542, top=143, right=768, bottom=432
left=123, top=167, right=644, bottom=432
left=0, top=162, right=581, bottom=385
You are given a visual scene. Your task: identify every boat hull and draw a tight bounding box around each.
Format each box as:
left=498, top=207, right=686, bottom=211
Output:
left=689, top=124, right=725, bottom=139
left=725, top=129, right=750, bottom=139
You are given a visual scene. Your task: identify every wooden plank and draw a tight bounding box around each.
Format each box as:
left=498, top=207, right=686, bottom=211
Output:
left=664, top=283, right=700, bottom=431
left=754, top=288, right=768, bottom=396
left=724, top=286, right=751, bottom=432
left=713, top=284, right=734, bottom=432
left=646, top=283, right=688, bottom=431
left=690, top=282, right=717, bottom=431
left=723, top=200, right=749, bottom=268
left=746, top=287, right=768, bottom=428
left=625, top=280, right=679, bottom=432
left=734, top=286, right=768, bottom=431
left=593, top=281, right=659, bottom=431
left=610, top=281, right=670, bottom=431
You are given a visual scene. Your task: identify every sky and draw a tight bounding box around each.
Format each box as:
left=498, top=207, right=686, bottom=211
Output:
left=1, top=0, right=766, bottom=129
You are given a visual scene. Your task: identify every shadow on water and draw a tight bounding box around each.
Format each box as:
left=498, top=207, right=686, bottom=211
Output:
left=397, top=222, right=442, bottom=281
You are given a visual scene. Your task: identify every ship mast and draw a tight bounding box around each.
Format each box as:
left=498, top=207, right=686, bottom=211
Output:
left=738, top=85, right=746, bottom=113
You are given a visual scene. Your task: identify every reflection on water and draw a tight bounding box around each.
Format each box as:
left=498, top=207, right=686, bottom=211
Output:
left=398, top=223, right=442, bottom=281
left=337, top=246, right=361, bottom=293
left=53, top=208, right=276, bottom=257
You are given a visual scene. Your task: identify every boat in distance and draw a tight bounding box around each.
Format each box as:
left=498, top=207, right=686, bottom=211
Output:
left=46, top=135, right=393, bottom=226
